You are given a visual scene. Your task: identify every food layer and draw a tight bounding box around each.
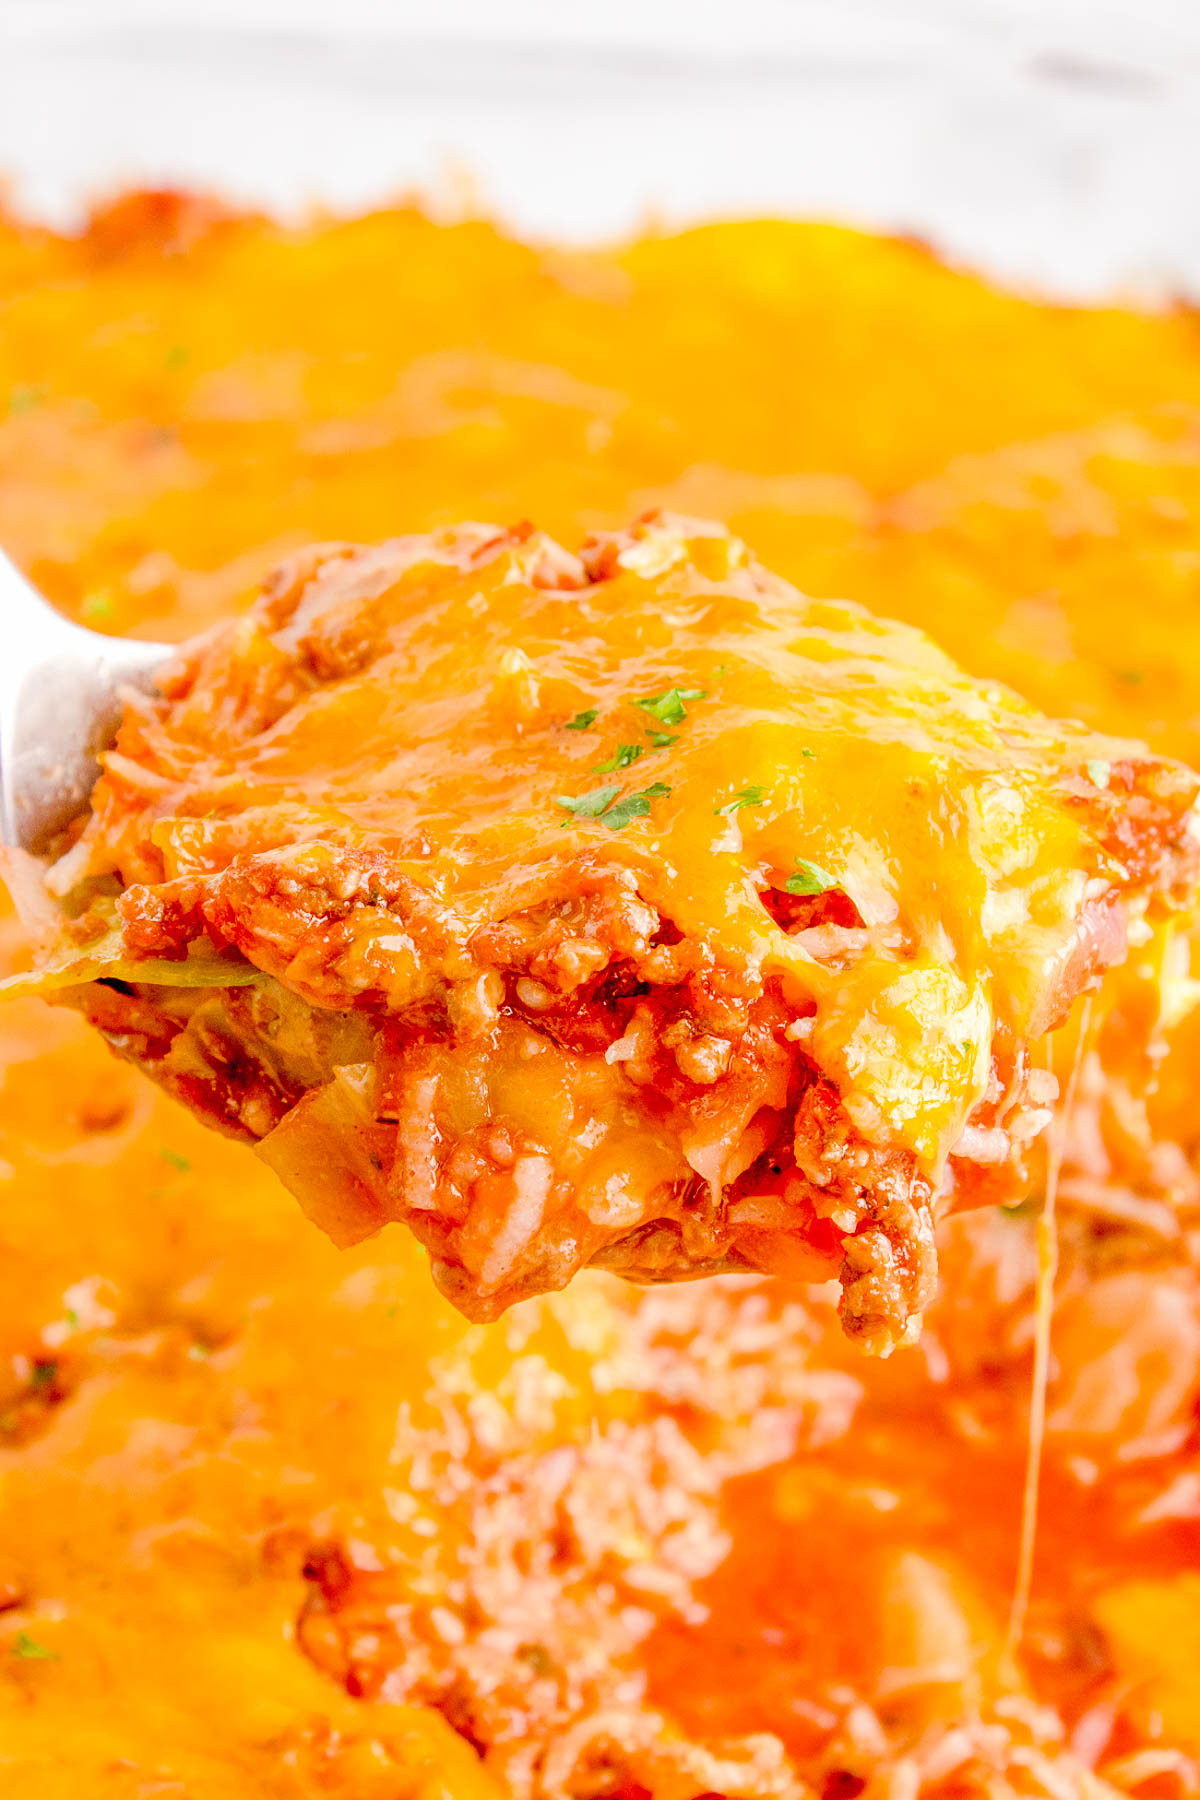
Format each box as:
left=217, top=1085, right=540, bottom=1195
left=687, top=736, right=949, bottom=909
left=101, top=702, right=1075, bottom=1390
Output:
left=3, top=192, right=1200, bottom=1794
left=23, top=513, right=1198, bottom=1352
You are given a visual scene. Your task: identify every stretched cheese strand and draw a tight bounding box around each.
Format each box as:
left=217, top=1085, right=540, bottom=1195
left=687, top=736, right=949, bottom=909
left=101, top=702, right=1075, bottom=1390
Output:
left=1005, top=995, right=1094, bottom=1660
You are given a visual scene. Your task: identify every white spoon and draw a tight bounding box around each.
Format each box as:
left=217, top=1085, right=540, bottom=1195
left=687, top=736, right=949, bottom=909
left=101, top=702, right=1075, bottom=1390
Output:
left=0, top=548, right=170, bottom=854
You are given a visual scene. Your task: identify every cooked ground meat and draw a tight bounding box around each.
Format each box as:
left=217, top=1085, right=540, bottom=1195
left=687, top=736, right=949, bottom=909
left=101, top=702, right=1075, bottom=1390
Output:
left=24, top=513, right=1200, bottom=1352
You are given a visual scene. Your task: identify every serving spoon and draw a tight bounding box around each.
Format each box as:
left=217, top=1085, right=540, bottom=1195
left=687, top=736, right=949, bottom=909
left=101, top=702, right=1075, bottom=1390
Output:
left=0, top=547, right=170, bottom=854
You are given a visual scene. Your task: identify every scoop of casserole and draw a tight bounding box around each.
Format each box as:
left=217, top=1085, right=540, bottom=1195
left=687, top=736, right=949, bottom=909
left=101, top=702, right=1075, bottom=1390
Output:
left=10, top=513, right=1198, bottom=1351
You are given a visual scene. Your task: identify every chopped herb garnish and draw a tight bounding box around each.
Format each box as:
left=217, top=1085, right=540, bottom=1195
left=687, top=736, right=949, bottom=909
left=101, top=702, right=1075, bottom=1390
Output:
left=715, top=784, right=766, bottom=817
left=564, top=708, right=598, bottom=731
left=600, top=793, right=655, bottom=830
left=385, top=1303, right=400, bottom=1320
left=64, top=1310, right=79, bottom=1331
left=556, top=782, right=670, bottom=831
left=12, top=1632, right=56, bottom=1662
left=555, top=784, right=621, bottom=819
left=784, top=857, right=835, bottom=897
left=801, top=747, right=816, bottom=759
left=1116, top=668, right=1144, bottom=686
left=601, top=782, right=671, bottom=831
left=160, top=1148, right=191, bottom=1174
left=30, top=1361, right=57, bottom=1391
left=594, top=743, right=643, bottom=773
left=645, top=730, right=677, bottom=748
left=1086, top=759, right=1111, bottom=789
left=6, top=384, right=44, bottom=417
left=81, top=591, right=115, bottom=623
left=165, top=344, right=190, bottom=369
left=635, top=687, right=707, bottom=728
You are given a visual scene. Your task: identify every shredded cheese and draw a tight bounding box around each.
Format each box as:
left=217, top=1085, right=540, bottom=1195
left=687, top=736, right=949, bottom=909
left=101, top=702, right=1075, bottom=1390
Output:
left=1005, top=996, right=1094, bottom=1660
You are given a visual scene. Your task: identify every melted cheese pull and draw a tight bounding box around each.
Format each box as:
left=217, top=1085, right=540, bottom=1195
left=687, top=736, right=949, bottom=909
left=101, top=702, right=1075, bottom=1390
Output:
left=10, top=512, right=1199, bottom=1351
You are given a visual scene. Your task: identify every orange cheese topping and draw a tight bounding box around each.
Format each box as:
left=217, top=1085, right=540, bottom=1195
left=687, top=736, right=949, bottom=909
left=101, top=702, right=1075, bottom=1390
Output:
left=23, top=512, right=1195, bottom=1353
left=1, top=191, right=1200, bottom=1794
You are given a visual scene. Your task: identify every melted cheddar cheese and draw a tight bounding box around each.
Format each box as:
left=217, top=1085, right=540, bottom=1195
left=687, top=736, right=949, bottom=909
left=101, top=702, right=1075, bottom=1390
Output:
left=2, top=191, right=1200, bottom=1796
left=19, top=514, right=1195, bottom=1354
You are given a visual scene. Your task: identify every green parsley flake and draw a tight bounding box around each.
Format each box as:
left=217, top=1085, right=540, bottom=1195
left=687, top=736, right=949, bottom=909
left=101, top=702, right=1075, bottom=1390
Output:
left=599, top=795, right=653, bottom=829
left=635, top=687, right=707, bottom=728
left=564, top=708, right=598, bottom=731
left=12, top=1632, right=57, bottom=1662
left=715, top=784, right=766, bottom=817
left=555, top=782, right=670, bottom=831
left=784, top=857, right=835, bottom=897
left=594, top=743, right=643, bottom=773
left=165, top=344, right=191, bottom=370
left=6, top=384, right=44, bottom=418
left=64, top=1309, right=79, bottom=1331
left=555, top=785, right=620, bottom=819
left=81, top=591, right=115, bottom=623
left=160, top=1148, right=191, bottom=1174
left=30, top=1361, right=57, bottom=1391
left=645, top=730, right=676, bottom=748
left=1086, top=758, right=1111, bottom=789
left=1116, top=668, right=1144, bottom=686
left=601, top=783, right=671, bottom=830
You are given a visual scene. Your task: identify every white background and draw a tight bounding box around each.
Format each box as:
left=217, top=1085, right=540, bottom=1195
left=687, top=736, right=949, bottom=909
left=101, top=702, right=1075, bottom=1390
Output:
left=2, top=0, right=1200, bottom=294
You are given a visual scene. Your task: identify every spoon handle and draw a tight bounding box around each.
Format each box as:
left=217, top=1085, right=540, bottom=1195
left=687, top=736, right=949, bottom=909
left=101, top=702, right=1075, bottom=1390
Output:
left=0, top=550, right=170, bottom=855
